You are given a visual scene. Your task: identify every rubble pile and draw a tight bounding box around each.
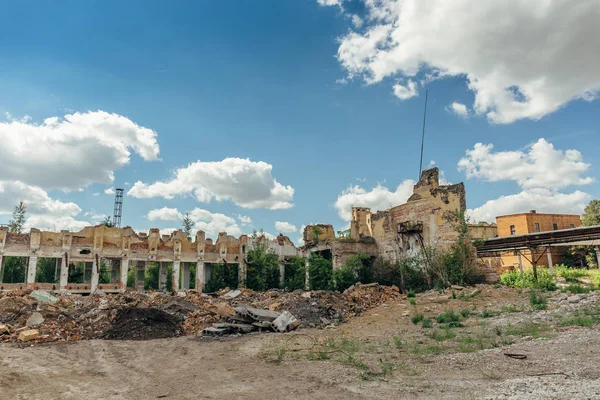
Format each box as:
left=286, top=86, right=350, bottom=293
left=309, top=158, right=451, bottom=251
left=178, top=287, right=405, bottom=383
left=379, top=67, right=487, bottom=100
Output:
left=0, top=283, right=400, bottom=344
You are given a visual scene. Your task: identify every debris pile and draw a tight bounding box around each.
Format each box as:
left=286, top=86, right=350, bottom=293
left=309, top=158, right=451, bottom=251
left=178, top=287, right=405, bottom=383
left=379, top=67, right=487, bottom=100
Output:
left=0, top=283, right=400, bottom=344
left=202, top=305, right=299, bottom=335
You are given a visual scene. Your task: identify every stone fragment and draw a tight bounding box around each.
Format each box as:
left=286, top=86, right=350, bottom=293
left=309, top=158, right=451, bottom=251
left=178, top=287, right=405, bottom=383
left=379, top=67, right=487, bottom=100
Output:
left=29, top=290, right=58, bottom=304
left=268, top=302, right=280, bottom=312
left=18, top=329, right=39, bottom=342
left=451, top=285, right=465, bottom=291
left=272, top=311, right=298, bottom=332
left=26, top=312, right=44, bottom=327
left=567, top=295, right=581, bottom=304
left=222, top=289, right=241, bottom=299
left=216, top=303, right=235, bottom=318
left=0, top=324, right=8, bottom=334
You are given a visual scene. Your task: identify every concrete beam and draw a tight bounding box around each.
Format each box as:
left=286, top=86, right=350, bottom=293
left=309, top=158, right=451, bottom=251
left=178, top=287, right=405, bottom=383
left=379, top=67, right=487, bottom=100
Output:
left=547, top=247, right=553, bottom=275
left=279, top=262, right=285, bottom=288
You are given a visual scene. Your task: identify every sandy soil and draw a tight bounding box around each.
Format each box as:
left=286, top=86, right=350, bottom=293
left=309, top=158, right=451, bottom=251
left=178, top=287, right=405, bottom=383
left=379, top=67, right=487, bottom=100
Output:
left=2, top=287, right=599, bottom=400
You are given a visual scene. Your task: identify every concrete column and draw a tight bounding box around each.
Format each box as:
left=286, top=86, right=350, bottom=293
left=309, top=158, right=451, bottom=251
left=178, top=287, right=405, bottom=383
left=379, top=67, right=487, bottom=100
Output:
left=595, top=246, right=600, bottom=268
left=120, top=259, right=129, bottom=292
left=517, top=252, right=524, bottom=277
left=547, top=247, right=553, bottom=275
left=238, top=261, right=247, bottom=288
left=135, top=261, right=146, bottom=291
left=27, top=256, right=38, bottom=285
left=305, top=258, right=310, bottom=290
left=158, top=262, right=168, bottom=291
left=196, top=261, right=205, bottom=293
left=0, top=255, right=4, bottom=283
left=279, top=262, right=285, bottom=288
left=54, top=258, right=60, bottom=283
left=172, top=261, right=180, bottom=291
left=182, top=262, right=190, bottom=289
left=59, top=257, right=68, bottom=290
left=91, top=256, right=99, bottom=292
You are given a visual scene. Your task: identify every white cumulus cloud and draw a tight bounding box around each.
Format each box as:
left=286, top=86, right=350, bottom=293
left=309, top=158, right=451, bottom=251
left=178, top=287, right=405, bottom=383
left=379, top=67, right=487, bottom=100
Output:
left=325, top=0, right=600, bottom=123
left=334, top=180, right=415, bottom=221
left=104, top=187, right=115, bottom=195
left=237, top=214, right=252, bottom=225
left=147, top=207, right=183, bottom=222
left=275, top=221, right=298, bottom=233
left=128, top=157, right=294, bottom=210
left=393, top=80, right=418, bottom=100
left=0, top=181, right=89, bottom=231
left=0, top=110, right=160, bottom=190
left=458, top=138, right=593, bottom=190
left=447, top=102, right=469, bottom=117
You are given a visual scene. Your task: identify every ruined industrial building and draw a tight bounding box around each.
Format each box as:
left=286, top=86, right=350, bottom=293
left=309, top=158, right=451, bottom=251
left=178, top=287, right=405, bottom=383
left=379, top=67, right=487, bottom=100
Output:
left=0, top=167, right=483, bottom=294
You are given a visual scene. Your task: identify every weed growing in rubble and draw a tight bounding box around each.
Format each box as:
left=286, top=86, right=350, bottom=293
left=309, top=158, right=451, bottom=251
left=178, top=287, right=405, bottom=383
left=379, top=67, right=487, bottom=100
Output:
left=409, top=298, right=417, bottom=306
left=501, top=305, right=520, bottom=313
left=529, top=290, right=548, bottom=310
left=562, top=284, right=591, bottom=294
left=411, top=313, right=425, bottom=324
left=428, top=328, right=456, bottom=342
left=393, top=336, right=406, bottom=350
left=407, top=290, right=416, bottom=298
left=460, top=308, right=471, bottom=318
left=500, top=268, right=557, bottom=291
left=451, top=289, right=457, bottom=299
left=481, top=308, right=497, bottom=318
left=436, top=309, right=462, bottom=327
left=421, top=318, right=432, bottom=328
left=504, top=322, right=551, bottom=338
left=559, top=308, right=600, bottom=327
left=411, top=344, right=442, bottom=356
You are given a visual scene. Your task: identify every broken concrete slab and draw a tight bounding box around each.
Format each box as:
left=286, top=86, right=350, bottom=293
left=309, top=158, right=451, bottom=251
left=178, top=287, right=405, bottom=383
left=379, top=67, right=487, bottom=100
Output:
left=26, top=312, right=44, bottom=327
left=222, top=289, right=242, bottom=299
left=202, top=326, right=227, bottom=335
left=29, top=290, right=58, bottom=304
left=272, top=311, right=299, bottom=333
left=246, top=307, right=281, bottom=322
left=18, top=329, right=40, bottom=342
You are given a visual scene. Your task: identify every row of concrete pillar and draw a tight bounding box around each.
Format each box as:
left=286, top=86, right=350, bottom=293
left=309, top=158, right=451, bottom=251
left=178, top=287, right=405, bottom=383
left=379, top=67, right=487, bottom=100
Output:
left=515, top=246, right=600, bottom=276
left=0, top=255, right=314, bottom=292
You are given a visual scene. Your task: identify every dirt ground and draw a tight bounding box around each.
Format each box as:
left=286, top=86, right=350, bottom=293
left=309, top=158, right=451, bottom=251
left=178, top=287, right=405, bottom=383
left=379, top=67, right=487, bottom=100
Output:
left=2, top=286, right=599, bottom=399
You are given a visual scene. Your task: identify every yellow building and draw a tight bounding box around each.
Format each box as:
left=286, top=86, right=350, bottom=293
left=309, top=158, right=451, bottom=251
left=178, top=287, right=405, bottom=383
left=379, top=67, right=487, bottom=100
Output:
left=496, top=210, right=582, bottom=269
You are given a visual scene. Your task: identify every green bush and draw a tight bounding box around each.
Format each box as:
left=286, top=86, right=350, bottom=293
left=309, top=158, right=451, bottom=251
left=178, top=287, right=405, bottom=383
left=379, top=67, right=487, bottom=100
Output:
left=205, top=263, right=239, bottom=293
left=309, top=253, right=333, bottom=291
left=332, top=253, right=373, bottom=292
left=411, top=313, right=424, bottom=324
left=436, top=309, right=462, bottom=327
left=554, top=265, right=590, bottom=282
left=246, top=243, right=280, bottom=291
left=500, top=268, right=557, bottom=291
left=284, top=256, right=306, bottom=291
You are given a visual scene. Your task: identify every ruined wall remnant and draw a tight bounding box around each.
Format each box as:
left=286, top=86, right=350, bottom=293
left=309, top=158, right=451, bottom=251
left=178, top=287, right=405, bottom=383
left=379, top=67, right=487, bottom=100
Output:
left=303, top=224, right=335, bottom=244
left=347, top=167, right=467, bottom=263
left=0, top=225, right=299, bottom=295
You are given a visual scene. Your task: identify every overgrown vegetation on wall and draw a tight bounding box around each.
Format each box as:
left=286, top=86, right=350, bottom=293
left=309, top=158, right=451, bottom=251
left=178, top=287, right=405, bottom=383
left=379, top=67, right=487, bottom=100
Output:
left=332, top=253, right=373, bottom=291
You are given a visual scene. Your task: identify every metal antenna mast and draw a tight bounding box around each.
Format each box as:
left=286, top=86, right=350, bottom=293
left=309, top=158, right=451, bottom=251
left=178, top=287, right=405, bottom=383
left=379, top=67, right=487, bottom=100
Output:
left=112, top=188, right=124, bottom=228
left=418, top=89, right=429, bottom=179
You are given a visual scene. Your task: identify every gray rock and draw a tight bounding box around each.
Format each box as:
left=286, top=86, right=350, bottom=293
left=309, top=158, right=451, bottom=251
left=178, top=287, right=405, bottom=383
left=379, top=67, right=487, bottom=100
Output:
left=567, top=295, right=581, bottom=304
left=26, top=312, right=44, bottom=327
left=29, top=290, right=58, bottom=304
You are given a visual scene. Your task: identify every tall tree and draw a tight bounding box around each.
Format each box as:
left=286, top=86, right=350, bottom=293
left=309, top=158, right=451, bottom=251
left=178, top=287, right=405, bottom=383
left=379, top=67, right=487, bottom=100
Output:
left=8, top=201, right=27, bottom=233
left=182, top=212, right=194, bottom=241
left=582, top=200, right=600, bottom=226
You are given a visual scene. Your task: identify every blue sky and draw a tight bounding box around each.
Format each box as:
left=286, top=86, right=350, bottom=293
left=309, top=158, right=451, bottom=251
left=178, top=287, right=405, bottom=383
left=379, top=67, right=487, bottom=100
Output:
left=0, top=0, right=599, bottom=244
